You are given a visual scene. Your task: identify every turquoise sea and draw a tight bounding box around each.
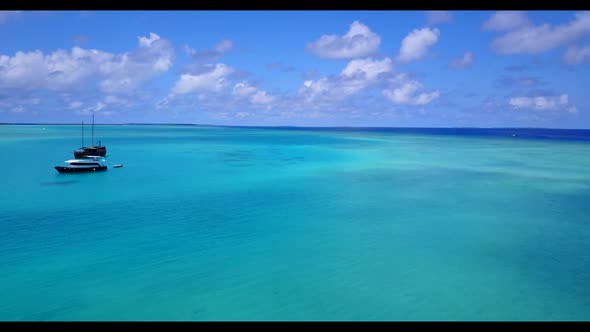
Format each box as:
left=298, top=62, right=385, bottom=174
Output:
left=1, top=124, right=590, bottom=321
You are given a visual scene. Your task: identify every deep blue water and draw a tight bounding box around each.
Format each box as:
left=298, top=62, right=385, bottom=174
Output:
left=226, top=126, right=590, bottom=141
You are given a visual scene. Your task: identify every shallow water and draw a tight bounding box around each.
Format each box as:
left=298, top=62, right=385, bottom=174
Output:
left=1, top=125, right=590, bottom=321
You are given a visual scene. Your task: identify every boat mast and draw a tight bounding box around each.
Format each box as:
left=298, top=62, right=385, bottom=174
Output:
left=82, top=121, right=84, bottom=147
left=92, top=112, right=94, bottom=146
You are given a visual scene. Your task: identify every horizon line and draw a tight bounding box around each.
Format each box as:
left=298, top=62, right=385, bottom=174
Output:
left=1, top=123, right=589, bottom=130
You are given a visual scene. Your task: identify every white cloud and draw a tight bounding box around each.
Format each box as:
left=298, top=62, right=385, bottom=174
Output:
left=0, top=93, right=41, bottom=113
left=72, top=35, right=89, bottom=44
left=63, top=95, right=128, bottom=116
left=426, top=11, right=452, bottom=25
left=498, top=75, right=539, bottom=88
left=509, top=94, right=573, bottom=111
left=0, top=11, right=21, bottom=24
left=99, top=78, right=134, bottom=94
left=95, top=101, right=106, bottom=111
left=382, top=77, right=440, bottom=106
left=184, top=45, right=196, bottom=55
left=383, top=80, right=421, bottom=104
left=104, top=95, right=127, bottom=104
left=232, top=81, right=275, bottom=105
left=77, top=101, right=108, bottom=115
left=138, top=32, right=161, bottom=48
left=563, top=44, right=590, bottom=64
left=449, top=51, right=474, bottom=69
left=482, top=11, right=532, bottom=31
left=185, top=39, right=234, bottom=62
left=0, top=32, right=174, bottom=95
left=11, top=106, right=25, bottom=113
left=414, top=91, right=441, bottom=105
left=298, top=57, right=392, bottom=101
left=232, top=81, right=258, bottom=97
left=161, top=79, right=277, bottom=116
left=387, top=73, right=410, bottom=84
left=306, top=21, right=381, bottom=59
left=396, top=27, right=440, bottom=63
left=215, top=40, right=233, bottom=54
left=69, top=101, right=83, bottom=109
left=490, top=12, right=590, bottom=54
left=171, top=63, right=234, bottom=94
left=250, top=90, right=275, bottom=105
left=341, top=57, right=393, bottom=80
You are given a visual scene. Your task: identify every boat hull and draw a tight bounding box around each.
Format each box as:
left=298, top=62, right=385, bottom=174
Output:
left=54, top=166, right=107, bottom=173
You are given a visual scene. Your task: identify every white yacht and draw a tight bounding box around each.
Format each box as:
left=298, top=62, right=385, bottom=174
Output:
left=54, top=156, right=108, bottom=173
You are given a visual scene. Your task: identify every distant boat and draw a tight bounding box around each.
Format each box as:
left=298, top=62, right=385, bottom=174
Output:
left=74, top=113, right=107, bottom=158
left=55, top=156, right=108, bottom=173
left=74, top=144, right=106, bottom=158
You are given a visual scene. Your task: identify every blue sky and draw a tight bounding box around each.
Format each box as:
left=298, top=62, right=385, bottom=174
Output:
left=0, top=10, right=589, bottom=128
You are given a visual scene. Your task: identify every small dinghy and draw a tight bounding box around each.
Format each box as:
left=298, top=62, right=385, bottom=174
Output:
left=113, top=164, right=123, bottom=168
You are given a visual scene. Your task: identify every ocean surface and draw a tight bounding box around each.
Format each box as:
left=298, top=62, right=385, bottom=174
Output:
left=1, top=125, right=590, bottom=321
